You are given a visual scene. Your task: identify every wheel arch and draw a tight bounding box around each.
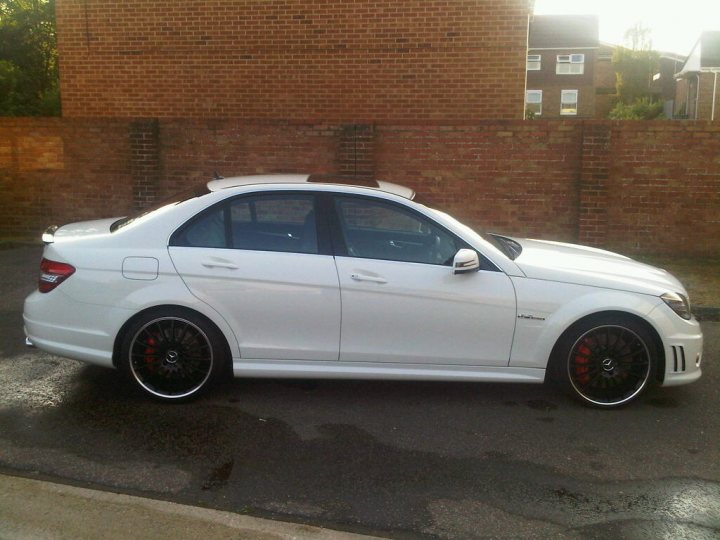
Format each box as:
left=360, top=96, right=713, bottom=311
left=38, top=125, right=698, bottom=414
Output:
left=112, top=304, right=234, bottom=374
left=548, top=310, right=666, bottom=384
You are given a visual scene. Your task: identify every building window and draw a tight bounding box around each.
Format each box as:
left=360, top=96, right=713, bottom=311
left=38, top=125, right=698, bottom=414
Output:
left=560, top=90, right=578, bottom=115
left=556, top=54, right=585, bottom=75
left=527, top=54, right=541, bottom=71
left=525, top=90, right=542, bottom=117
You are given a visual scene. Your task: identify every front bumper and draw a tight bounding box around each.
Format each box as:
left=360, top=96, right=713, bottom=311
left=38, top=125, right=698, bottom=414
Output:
left=648, top=304, right=704, bottom=387
left=661, top=330, right=703, bottom=386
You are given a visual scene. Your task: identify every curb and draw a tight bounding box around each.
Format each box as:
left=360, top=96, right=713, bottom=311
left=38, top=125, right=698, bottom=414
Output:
left=0, top=473, right=384, bottom=540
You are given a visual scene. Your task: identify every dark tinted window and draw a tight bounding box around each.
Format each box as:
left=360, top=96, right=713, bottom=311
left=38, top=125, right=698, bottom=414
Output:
left=181, top=206, right=226, bottom=248
left=230, top=195, right=317, bottom=254
left=172, top=194, right=318, bottom=255
left=335, top=197, right=458, bottom=265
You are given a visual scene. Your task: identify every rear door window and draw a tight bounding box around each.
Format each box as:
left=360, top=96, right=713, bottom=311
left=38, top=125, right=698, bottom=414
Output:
left=171, top=193, right=319, bottom=255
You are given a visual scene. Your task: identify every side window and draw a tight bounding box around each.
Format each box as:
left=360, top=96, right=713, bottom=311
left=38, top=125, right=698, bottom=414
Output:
left=174, top=205, right=227, bottom=248
left=230, top=195, right=317, bottom=254
left=172, top=194, right=318, bottom=254
left=334, top=197, right=459, bottom=266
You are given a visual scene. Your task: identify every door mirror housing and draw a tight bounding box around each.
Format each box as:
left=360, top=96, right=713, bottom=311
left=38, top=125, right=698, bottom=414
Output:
left=453, top=249, right=480, bottom=274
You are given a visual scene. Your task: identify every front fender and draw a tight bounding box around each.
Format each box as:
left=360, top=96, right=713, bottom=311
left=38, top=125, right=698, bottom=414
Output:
left=509, top=277, right=663, bottom=369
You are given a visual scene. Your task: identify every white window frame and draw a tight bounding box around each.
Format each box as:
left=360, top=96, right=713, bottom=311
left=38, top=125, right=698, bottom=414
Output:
left=556, top=54, right=585, bottom=75
left=527, top=54, right=541, bottom=71
left=525, top=90, right=542, bottom=116
left=560, top=90, right=578, bottom=116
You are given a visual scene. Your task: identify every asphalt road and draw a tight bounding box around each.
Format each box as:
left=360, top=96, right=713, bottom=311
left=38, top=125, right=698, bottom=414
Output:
left=1, top=246, right=718, bottom=539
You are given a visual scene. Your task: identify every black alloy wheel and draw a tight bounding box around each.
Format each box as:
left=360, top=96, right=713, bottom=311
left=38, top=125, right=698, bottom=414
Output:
left=120, top=309, right=227, bottom=401
left=554, top=316, right=657, bottom=408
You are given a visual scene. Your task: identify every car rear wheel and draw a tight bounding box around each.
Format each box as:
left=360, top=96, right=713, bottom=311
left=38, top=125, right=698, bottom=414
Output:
left=553, top=315, right=657, bottom=408
left=120, top=309, right=227, bottom=402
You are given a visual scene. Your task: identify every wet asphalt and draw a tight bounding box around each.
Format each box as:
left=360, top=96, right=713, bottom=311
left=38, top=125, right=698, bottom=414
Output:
left=1, top=246, right=718, bottom=539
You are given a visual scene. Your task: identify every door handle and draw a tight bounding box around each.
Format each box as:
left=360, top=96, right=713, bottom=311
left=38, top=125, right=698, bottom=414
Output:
left=351, top=273, right=387, bottom=284
left=201, top=260, right=238, bottom=270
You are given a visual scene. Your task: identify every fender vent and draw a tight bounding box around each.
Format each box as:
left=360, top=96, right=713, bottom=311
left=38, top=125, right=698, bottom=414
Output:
left=671, top=346, right=686, bottom=372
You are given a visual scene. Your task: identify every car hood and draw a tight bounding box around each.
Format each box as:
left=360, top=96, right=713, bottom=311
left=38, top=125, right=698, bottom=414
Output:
left=512, top=238, right=686, bottom=297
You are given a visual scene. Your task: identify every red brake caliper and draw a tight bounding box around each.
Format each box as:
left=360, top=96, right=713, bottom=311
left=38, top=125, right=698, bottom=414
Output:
left=144, top=336, right=157, bottom=371
left=575, top=339, right=592, bottom=385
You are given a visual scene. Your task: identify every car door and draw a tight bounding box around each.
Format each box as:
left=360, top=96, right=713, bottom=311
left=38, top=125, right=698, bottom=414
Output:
left=331, top=194, right=516, bottom=366
left=168, top=192, right=341, bottom=361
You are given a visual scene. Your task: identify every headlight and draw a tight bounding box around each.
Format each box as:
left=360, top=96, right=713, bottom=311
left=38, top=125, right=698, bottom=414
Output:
left=661, top=292, right=692, bottom=320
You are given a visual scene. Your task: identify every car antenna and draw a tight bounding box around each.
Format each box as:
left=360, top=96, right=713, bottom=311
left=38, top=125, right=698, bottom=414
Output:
left=212, top=171, right=224, bottom=180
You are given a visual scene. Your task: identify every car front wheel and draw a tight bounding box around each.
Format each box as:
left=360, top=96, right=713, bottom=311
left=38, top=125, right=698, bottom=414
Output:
left=553, top=315, right=658, bottom=408
left=119, top=308, right=228, bottom=402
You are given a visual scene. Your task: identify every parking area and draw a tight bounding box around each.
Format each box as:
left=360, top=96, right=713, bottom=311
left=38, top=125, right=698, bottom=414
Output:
left=1, top=246, right=718, bottom=539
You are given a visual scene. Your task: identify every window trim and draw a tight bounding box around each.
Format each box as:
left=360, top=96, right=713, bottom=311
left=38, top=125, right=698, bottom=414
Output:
left=526, top=54, right=541, bottom=71
left=525, top=89, right=543, bottom=116
left=556, top=53, right=585, bottom=75
left=560, top=89, right=579, bottom=116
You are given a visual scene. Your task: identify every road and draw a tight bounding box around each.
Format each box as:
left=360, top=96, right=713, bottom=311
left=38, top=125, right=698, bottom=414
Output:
left=1, top=246, right=718, bottom=539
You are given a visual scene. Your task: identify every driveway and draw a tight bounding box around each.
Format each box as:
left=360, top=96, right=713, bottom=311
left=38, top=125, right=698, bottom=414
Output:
left=1, top=246, right=718, bottom=539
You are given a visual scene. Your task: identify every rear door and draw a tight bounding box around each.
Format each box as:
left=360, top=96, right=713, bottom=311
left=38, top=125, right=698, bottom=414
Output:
left=168, top=192, right=341, bottom=361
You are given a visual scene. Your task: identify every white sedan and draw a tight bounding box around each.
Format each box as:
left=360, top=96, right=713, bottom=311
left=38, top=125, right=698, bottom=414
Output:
left=24, top=174, right=703, bottom=407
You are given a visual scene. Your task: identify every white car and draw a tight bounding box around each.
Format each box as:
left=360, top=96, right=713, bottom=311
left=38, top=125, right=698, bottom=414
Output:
left=24, top=174, right=703, bottom=407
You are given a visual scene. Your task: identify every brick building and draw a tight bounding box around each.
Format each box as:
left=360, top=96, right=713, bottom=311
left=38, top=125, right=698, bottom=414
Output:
left=55, top=0, right=532, bottom=121
left=674, top=31, right=720, bottom=120
left=525, top=15, right=599, bottom=119
left=593, top=43, right=617, bottom=119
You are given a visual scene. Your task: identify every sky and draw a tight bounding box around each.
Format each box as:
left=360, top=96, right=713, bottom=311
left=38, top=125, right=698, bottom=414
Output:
left=533, top=0, right=720, bottom=55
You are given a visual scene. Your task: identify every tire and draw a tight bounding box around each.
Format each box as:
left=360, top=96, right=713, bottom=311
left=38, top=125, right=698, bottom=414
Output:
left=551, top=314, right=658, bottom=408
left=119, top=307, right=228, bottom=402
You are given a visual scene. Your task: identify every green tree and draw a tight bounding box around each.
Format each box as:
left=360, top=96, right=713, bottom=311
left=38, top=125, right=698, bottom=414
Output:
left=0, top=0, right=60, bottom=116
left=609, top=23, right=663, bottom=120
left=608, top=97, right=664, bottom=120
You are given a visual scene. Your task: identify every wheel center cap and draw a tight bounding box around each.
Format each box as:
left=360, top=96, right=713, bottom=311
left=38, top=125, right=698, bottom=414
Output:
left=165, top=350, right=179, bottom=364
left=602, top=358, right=616, bottom=372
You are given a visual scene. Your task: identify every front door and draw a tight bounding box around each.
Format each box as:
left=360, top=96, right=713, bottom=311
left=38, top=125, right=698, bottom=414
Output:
left=331, top=195, right=516, bottom=366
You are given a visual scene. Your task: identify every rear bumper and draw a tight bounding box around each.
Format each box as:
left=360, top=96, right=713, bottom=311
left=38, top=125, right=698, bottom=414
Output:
left=23, top=289, right=135, bottom=369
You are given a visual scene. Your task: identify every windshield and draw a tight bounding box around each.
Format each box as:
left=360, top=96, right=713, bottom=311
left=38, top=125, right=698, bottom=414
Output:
left=111, top=184, right=210, bottom=232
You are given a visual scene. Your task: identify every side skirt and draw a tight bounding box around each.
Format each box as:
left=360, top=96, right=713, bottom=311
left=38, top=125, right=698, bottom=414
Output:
left=232, top=359, right=545, bottom=383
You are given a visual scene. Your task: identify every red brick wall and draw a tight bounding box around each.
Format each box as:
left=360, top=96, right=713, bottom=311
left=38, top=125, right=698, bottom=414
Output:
left=697, top=73, right=720, bottom=121
left=55, top=0, right=530, bottom=121
left=375, top=122, right=582, bottom=241
left=1, top=118, right=719, bottom=257
left=604, top=121, right=720, bottom=254
left=0, top=118, right=134, bottom=235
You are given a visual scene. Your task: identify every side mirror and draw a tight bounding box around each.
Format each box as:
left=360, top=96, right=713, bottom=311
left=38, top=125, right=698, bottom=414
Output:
left=453, top=249, right=480, bottom=274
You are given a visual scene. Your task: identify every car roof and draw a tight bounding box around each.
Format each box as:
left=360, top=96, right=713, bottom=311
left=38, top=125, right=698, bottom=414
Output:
left=206, top=174, right=416, bottom=200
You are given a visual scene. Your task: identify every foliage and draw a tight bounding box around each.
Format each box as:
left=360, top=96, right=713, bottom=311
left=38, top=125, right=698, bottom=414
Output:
left=608, top=97, right=664, bottom=120
left=609, top=24, right=661, bottom=119
left=0, top=0, right=60, bottom=116
left=623, top=23, right=653, bottom=52
left=613, top=46, right=660, bottom=104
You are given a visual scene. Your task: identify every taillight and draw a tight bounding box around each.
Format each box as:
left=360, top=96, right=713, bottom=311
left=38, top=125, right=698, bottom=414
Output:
left=39, top=258, right=76, bottom=293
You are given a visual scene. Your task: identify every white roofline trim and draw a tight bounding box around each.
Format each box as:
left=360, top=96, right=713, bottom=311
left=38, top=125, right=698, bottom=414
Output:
left=528, top=47, right=599, bottom=51
left=206, top=174, right=415, bottom=200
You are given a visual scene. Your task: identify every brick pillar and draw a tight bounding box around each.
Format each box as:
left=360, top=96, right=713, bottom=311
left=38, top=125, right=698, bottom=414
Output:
left=578, top=122, right=611, bottom=247
left=129, top=118, right=160, bottom=210
left=338, top=124, right=375, bottom=178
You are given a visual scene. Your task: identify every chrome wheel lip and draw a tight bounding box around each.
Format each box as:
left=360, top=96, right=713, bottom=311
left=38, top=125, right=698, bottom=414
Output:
left=567, top=324, right=652, bottom=407
left=128, top=316, right=214, bottom=400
